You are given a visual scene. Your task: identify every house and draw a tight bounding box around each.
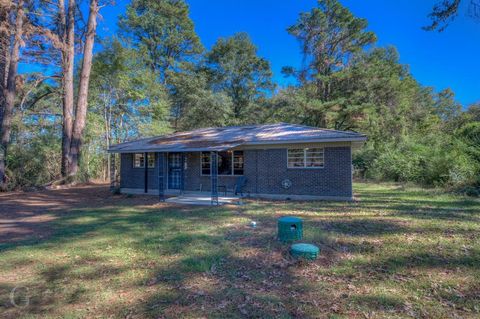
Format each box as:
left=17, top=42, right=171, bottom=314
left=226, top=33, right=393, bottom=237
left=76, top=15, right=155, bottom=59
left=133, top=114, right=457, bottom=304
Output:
left=108, top=123, right=366, bottom=203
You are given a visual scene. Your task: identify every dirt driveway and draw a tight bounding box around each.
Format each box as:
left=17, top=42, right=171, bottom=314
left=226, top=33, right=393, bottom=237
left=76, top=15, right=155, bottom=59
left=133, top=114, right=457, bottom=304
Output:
left=0, top=184, right=161, bottom=244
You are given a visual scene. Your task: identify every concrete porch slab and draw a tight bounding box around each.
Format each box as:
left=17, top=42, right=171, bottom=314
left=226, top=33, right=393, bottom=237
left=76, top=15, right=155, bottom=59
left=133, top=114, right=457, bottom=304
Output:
left=165, top=194, right=241, bottom=206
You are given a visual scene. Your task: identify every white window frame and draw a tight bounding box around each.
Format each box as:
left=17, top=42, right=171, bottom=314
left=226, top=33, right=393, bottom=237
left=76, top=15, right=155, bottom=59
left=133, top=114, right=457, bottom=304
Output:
left=287, top=148, right=324, bottom=169
left=133, top=153, right=155, bottom=168
left=201, top=151, right=244, bottom=176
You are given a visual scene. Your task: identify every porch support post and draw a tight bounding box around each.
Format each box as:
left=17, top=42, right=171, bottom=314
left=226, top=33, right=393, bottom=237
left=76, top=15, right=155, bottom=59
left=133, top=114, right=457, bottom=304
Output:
left=210, top=151, right=218, bottom=205
left=158, top=152, right=165, bottom=201
left=109, top=153, right=117, bottom=192
left=180, top=152, right=185, bottom=194
left=144, top=152, right=148, bottom=193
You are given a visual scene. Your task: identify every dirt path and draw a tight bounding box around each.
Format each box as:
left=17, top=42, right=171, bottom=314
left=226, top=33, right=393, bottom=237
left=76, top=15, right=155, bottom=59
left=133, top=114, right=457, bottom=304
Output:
left=0, top=184, right=161, bottom=244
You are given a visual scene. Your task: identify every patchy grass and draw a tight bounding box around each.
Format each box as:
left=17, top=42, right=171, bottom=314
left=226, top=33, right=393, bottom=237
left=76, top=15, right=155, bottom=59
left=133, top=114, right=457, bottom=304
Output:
left=0, top=183, right=479, bottom=318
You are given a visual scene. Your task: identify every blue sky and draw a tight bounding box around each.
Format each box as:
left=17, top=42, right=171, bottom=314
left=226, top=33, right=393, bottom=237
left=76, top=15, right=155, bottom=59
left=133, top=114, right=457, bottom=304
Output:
left=98, top=0, right=480, bottom=106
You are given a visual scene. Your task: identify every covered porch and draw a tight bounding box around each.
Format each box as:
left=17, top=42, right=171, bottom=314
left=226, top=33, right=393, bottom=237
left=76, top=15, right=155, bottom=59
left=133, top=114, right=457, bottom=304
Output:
left=110, top=148, right=244, bottom=205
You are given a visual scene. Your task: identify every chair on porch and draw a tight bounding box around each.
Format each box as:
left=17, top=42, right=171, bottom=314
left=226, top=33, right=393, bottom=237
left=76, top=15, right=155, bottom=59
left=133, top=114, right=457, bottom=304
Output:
left=220, top=176, right=248, bottom=197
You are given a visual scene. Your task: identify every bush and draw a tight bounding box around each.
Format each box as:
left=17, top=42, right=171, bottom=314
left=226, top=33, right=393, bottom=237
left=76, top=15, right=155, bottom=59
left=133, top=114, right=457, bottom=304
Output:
left=6, top=136, right=61, bottom=190
left=366, top=133, right=479, bottom=188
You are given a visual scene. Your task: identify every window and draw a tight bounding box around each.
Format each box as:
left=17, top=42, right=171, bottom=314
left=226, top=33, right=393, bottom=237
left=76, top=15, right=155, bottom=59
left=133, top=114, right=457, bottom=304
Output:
left=287, top=148, right=324, bottom=168
left=133, top=153, right=155, bottom=168
left=201, top=151, right=244, bottom=175
left=201, top=152, right=211, bottom=175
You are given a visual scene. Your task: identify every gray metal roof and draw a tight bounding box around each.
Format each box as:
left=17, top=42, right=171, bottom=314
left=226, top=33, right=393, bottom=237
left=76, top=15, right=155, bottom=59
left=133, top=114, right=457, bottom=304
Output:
left=108, top=122, right=367, bottom=153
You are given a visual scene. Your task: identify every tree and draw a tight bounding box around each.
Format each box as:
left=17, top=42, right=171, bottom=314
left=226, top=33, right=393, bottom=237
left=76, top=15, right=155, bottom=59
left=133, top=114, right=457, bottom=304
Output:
left=283, top=0, right=376, bottom=128
left=36, top=0, right=102, bottom=178
left=5, top=75, right=62, bottom=189
left=88, top=38, right=170, bottom=179
left=205, top=32, right=274, bottom=124
left=425, top=0, right=480, bottom=31
left=0, top=0, right=25, bottom=190
left=169, top=70, right=233, bottom=130
left=119, top=0, right=203, bottom=84
left=68, top=0, right=100, bottom=176
left=424, top=0, right=462, bottom=31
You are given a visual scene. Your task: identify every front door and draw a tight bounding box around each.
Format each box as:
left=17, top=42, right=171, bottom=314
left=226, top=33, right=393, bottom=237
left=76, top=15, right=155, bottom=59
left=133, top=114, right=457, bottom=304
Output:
left=168, top=153, right=182, bottom=189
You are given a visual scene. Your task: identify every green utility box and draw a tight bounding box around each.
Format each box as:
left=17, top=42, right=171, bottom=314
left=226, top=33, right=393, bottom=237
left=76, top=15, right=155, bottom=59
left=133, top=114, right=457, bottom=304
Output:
left=290, top=243, right=320, bottom=260
left=278, top=216, right=303, bottom=242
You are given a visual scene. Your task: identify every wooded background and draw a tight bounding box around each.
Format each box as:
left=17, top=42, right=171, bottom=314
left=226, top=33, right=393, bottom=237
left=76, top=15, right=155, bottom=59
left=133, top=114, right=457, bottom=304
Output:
left=0, top=0, right=479, bottom=194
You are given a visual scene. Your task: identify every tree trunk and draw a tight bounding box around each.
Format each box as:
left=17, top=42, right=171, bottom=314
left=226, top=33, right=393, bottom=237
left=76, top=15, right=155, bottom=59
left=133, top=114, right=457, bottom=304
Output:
left=68, top=0, right=98, bottom=176
left=60, top=0, right=75, bottom=177
left=0, top=0, right=24, bottom=190
left=0, top=7, right=9, bottom=125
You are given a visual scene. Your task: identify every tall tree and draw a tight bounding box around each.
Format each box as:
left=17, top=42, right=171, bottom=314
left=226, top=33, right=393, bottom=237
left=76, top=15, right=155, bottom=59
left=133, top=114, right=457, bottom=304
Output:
left=118, top=0, right=203, bottom=84
left=89, top=38, right=170, bottom=146
left=0, top=0, right=25, bottom=190
left=283, top=0, right=376, bottom=128
left=205, top=32, right=274, bottom=124
left=38, top=0, right=102, bottom=178
left=169, top=70, right=233, bottom=130
left=68, top=0, right=99, bottom=176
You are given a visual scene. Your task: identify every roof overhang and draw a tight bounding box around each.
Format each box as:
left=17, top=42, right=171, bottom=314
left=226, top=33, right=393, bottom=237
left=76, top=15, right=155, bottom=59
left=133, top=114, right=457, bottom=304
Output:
left=108, top=137, right=368, bottom=154
left=108, top=143, right=243, bottom=154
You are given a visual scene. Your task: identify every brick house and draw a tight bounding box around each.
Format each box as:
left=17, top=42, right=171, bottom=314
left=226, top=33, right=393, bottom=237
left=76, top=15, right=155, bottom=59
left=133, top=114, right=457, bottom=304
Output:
left=108, top=123, right=366, bottom=202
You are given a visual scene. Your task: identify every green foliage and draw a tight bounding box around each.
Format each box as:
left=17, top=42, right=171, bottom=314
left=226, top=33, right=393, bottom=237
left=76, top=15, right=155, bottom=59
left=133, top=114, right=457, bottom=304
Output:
left=90, top=38, right=171, bottom=138
left=282, top=0, right=379, bottom=129
left=370, top=133, right=479, bottom=189
left=3, top=75, right=62, bottom=190
left=205, top=33, right=274, bottom=124
left=6, top=134, right=61, bottom=190
left=119, top=0, right=203, bottom=82
left=424, top=0, right=462, bottom=32
left=169, top=71, right=233, bottom=130
left=287, top=0, right=376, bottom=80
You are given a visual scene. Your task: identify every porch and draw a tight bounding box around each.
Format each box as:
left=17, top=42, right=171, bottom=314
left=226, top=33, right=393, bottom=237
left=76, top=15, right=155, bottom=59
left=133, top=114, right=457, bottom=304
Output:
left=110, top=150, right=244, bottom=205
left=165, top=193, right=242, bottom=206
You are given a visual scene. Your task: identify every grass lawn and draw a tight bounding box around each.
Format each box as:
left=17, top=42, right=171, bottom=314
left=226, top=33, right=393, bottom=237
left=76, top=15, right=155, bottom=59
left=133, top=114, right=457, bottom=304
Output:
left=1, top=183, right=479, bottom=318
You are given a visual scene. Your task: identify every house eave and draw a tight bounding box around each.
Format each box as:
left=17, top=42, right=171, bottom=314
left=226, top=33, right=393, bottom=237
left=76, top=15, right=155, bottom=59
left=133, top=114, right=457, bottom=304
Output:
left=107, top=137, right=367, bottom=153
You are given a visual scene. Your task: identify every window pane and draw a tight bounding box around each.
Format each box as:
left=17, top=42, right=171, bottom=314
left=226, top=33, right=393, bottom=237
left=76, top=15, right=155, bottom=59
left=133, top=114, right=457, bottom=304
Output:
left=306, top=148, right=323, bottom=155
left=306, top=148, right=324, bottom=167
left=233, top=151, right=244, bottom=175
left=288, top=149, right=303, bottom=157
left=288, top=148, right=324, bottom=168
left=218, top=151, right=232, bottom=175
left=288, top=157, right=304, bottom=168
left=201, top=152, right=210, bottom=175
left=306, top=157, right=324, bottom=167
left=134, top=153, right=145, bottom=168
left=147, top=153, right=155, bottom=168
left=288, top=149, right=304, bottom=167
